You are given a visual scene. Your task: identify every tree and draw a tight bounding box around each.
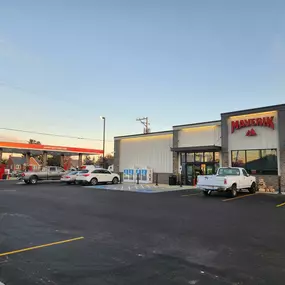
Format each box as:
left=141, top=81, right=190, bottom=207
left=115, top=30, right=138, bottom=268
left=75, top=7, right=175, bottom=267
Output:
left=0, top=158, right=7, bottom=165
left=47, top=155, right=61, bottom=166
left=83, top=155, right=96, bottom=165
left=96, top=154, right=114, bottom=168
left=27, top=139, right=43, bottom=163
left=28, top=139, right=41, bottom=144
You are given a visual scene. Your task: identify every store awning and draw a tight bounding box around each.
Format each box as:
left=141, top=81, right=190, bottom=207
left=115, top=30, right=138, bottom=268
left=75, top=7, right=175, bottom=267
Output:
left=171, top=145, right=221, bottom=152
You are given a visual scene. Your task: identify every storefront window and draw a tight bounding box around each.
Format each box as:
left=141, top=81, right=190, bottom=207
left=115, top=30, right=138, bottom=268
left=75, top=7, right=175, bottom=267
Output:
left=186, top=153, right=194, bottom=162
left=214, top=152, right=220, bottom=163
left=231, top=149, right=277, bottom=175
left=204, top=152, right=213, bottom=162
left=195, top=152, right=203, bottom=162
left=261, top=149, right=278, bottom=174
left=245, top=150, right=260, bottom=174
left=231, top=150, right=246, bottom=167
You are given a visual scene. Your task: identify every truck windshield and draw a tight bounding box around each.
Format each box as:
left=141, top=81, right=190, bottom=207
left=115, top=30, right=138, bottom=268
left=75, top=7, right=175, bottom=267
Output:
left=217, top=168, right=240, bottom=176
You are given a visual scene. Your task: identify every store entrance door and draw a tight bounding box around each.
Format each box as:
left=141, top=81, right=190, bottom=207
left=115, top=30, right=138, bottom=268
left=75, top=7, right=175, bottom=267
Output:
left=185, top=163, right=202, bottom=185
left=185, top=163, right=215, bottom=185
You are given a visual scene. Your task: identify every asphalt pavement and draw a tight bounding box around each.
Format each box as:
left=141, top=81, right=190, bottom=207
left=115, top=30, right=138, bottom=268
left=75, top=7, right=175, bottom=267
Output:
left=0, top=180, right=285, bottom=285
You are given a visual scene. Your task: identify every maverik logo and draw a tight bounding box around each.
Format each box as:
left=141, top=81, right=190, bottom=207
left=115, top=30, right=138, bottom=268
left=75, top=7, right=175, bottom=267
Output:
left=246, top=129, right=257, bottom=136
left=231, top=116, right=275, bottom=134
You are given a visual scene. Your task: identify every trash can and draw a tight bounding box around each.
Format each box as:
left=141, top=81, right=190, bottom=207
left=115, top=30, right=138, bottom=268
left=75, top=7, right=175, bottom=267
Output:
left=169, top=175, right=177, bottom=186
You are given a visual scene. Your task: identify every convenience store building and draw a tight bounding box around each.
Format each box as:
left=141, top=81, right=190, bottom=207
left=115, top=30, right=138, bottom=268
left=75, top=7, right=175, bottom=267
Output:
left=114, top=104, right=285, bottom=190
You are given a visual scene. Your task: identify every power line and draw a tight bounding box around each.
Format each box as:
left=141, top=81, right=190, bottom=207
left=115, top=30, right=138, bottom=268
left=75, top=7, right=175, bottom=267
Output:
left=0, top=127, right=114, bottom=142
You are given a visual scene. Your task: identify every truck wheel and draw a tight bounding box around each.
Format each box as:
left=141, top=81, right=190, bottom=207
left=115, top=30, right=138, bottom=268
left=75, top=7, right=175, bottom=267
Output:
left=29, top=176, right=38, bottom=185
left=249, top=182, right=256, bottom=194
left=90, top=178, right=98, bottom=186
left=203, top=190, right=211, bottom=196
left=230, top=184, right=237, bottom=198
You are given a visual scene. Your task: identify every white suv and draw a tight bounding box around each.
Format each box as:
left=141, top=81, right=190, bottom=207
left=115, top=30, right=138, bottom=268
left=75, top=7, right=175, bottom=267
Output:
left=76, top=168, right=120, bottom=185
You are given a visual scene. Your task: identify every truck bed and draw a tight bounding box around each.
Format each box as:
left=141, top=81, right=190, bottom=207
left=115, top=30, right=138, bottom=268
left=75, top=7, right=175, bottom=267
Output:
left=197, top=175, right=228, bottom=191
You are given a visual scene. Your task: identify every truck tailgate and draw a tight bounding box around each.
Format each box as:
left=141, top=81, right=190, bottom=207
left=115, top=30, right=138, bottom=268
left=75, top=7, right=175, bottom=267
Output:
left=197, top=175, right=226, bottom=188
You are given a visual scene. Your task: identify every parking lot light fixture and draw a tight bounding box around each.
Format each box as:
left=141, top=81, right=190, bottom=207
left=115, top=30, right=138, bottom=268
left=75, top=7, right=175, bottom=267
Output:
left=100, top=116, right=106, bottom=168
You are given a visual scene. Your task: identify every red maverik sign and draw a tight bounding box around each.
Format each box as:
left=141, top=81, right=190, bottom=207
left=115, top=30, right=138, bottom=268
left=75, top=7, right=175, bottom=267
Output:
left=231, top=116, right=275, bottom=134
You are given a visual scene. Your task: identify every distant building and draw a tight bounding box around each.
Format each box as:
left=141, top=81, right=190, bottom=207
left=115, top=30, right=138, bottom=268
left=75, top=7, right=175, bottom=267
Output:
left=7, top=156, right=41, bottom=171
left=64, top=157, right=79, bottom=170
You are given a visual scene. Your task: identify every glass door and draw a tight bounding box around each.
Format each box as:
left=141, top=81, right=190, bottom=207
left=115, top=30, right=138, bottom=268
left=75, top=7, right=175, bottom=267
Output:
left=206, top=164, right=214, bottom=175
left=185, top=164, right=194, bottom=185
left=194, top=165, right=202, bottom=185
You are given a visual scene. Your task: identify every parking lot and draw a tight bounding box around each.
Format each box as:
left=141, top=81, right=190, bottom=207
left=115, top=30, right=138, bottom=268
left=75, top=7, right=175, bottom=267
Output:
left=1, top=180, right=285, bottom=284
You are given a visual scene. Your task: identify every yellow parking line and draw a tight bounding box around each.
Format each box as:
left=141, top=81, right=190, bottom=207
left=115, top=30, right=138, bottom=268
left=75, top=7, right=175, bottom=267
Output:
left=276, top=202, right=285, bottom=208
left=222, top=193, right=257, bottom=202
left=181, top=193, right=201, bottom=197
left=0, top=236, right=84, bottom=257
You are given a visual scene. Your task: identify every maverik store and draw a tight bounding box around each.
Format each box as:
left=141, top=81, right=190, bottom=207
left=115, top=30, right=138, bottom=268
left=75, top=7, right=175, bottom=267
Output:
left=114, top=104, right=285, bottom=191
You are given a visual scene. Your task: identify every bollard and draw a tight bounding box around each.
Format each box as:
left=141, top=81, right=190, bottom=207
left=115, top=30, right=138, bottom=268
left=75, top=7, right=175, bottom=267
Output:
left=120, top=173, right=122, bottom=184
left=278, top=175, right=281, bottom=194
left=180, top=174, right=182, bottom=187
left=155, top=173, right=158, bottom=186
left=136, top=173, right=139, bottom=184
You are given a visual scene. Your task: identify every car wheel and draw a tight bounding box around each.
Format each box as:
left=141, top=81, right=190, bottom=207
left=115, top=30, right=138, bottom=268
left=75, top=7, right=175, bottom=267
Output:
left=29, top=176, right=38, bottom=185
left=249, top=182, right=256, bottom=194
left=90, top=178, right=98, bottom=186
left=112, top=177, right=119, bottom=184
left=24, top=180, right=30, bottom=184
left=230, top=184, right=237, bottom=198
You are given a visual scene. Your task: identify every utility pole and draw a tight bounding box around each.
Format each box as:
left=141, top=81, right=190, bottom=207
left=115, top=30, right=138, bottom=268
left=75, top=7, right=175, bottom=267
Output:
left=136, top=117, right=150, bottom=134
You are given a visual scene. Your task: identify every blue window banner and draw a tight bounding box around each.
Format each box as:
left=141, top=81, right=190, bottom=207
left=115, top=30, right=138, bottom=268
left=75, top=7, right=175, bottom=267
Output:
left=129, top=169, right=134, bottom=180
left=123, top=169, right=129, bottom=180
left=141, top=169, right=147, bottom=181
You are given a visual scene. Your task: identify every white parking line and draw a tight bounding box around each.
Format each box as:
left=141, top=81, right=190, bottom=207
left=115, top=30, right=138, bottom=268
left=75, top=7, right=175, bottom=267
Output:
left=0, top=190, right=17, bottom=193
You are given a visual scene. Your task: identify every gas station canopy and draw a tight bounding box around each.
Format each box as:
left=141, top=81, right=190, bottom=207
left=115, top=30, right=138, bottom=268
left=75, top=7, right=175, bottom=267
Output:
left=0, top=141, right=103, bottom=156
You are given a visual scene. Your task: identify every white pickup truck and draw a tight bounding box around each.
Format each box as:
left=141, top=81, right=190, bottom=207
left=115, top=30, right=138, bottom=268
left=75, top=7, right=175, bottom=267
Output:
left=197, top=167, right=257, bottom=197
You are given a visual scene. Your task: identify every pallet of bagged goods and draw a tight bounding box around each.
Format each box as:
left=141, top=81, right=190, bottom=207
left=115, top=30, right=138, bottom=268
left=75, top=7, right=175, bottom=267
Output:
left=258, top=178, right=266, bottom=192
left=267, top=186, right=275, bottom=193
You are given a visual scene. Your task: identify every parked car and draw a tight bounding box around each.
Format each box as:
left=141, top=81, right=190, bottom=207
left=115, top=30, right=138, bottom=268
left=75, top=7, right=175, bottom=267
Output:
left=60, top=171, right=79, bottom=184
left=197, top=167, right=257, bottom=197
left=75, top=168, right=120, bottom=185
left=21, top=166, right=67, bottom=185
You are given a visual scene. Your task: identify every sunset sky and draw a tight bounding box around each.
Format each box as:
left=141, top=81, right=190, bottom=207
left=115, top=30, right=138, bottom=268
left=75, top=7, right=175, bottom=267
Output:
left=1, top=0, right=284, bottom=157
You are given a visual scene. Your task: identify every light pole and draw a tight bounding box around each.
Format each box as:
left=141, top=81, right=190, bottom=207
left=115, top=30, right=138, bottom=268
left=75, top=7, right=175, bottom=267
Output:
left=100, top=116, right=106, bottom=168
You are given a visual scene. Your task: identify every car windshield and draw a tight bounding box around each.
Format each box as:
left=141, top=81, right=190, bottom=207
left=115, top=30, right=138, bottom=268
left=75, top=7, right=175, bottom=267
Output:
left=78, top=170, right=89, bottom=174
left=217, top=168, right=240, bottom=176
left=68, top=171, right=78, bottom=175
